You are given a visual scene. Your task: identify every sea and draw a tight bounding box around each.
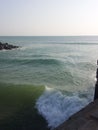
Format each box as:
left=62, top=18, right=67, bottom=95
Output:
left=0, top=36, right=98, bottom=129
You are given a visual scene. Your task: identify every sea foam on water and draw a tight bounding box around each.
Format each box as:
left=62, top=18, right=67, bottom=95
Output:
left=36, top=86, right=93, bottom=129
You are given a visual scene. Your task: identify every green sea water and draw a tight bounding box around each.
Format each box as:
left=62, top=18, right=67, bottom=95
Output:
left=0, top=83, right=49, bottom=130
left=0, top=36, right=98, bottom=129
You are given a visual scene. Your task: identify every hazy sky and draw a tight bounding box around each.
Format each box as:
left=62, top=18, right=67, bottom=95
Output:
left=0, top=0, right=98, bottom=36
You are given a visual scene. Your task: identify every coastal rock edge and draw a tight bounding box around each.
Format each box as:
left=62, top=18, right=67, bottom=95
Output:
left=0, top=42, right=19, bottom=50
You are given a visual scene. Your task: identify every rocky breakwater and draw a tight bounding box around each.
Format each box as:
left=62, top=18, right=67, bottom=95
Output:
left=0, top=42, right=19, bottom=50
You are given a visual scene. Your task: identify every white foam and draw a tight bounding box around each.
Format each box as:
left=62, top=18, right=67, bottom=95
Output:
left=19, top=46, right=33, bottom=50
left=36, top=87, right=92, bottom=129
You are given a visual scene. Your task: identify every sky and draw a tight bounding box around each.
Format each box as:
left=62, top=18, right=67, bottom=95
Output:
left=0, top=0, right=98, bottom=36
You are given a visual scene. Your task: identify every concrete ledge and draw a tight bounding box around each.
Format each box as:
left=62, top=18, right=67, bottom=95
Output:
left=55, top=100, right=98, bottom=130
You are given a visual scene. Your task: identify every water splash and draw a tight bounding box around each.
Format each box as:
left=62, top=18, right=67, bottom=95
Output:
left=36, top=86, right=93, bottom=129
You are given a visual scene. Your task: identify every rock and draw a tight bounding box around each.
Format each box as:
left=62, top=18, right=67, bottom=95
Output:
left=0, top=42, right=19, bottom=50
left=94, top=82, right=98, bottom=100
left=94, top=62, right=98, bottom=100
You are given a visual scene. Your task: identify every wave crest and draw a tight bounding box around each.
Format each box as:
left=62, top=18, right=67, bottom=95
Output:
left=36, top=87, right=92, bottom=129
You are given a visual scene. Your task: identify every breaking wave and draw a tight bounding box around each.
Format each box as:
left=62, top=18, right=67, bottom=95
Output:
left=36, top=86, right=94, bottom=129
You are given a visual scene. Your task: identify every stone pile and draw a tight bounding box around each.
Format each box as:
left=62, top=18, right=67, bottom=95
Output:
left=0, top=42, right=19, bottom=50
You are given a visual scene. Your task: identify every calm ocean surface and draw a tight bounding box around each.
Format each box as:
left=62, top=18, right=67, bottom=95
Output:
left=0, top=36, right=98, bottom=128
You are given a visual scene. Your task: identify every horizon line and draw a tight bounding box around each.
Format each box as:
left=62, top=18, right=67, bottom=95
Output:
left=0, top=35, right=98, bottom=37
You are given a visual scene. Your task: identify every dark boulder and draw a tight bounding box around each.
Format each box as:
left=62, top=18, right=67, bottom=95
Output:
left=94, top=61, right=98, bottom=100
left=0, top=42, right=19, bottom=50
left=94, top=82, right=98, bottom=100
